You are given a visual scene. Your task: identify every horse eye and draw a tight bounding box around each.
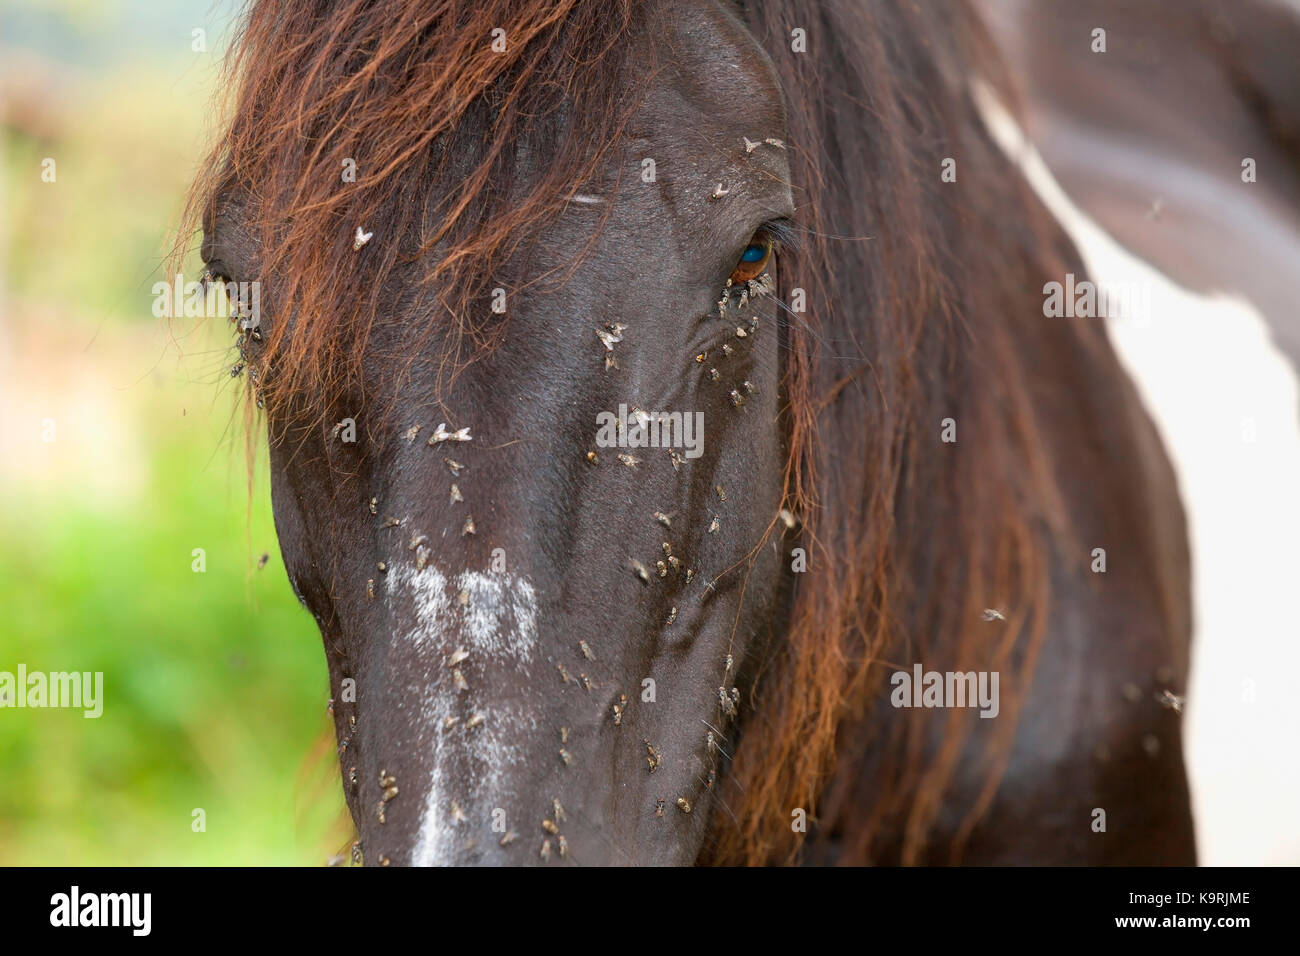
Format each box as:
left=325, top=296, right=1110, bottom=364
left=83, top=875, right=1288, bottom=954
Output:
left=729, top=233, right=774, bottom=284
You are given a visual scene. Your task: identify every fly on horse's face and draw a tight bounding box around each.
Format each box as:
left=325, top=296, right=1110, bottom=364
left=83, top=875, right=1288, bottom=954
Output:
left=211, top=2, right=797, bottom=864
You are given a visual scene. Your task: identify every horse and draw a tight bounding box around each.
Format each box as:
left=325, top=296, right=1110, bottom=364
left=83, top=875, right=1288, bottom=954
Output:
left=984, top=0, right=1300, bottom=379
left=184, top=0, right=1199, bottom=865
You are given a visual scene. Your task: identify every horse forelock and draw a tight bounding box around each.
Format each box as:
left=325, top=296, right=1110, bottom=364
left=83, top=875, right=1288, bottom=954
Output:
left=177, top=0, right=642, bottom=424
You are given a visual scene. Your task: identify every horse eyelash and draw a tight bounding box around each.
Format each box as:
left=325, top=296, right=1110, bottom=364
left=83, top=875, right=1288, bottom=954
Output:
left=760, top=217, right=800, bottom=255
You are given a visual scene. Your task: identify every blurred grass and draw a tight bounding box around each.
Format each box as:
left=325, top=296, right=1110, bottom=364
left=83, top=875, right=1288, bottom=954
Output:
left=0, top=24, right=348, bottom=865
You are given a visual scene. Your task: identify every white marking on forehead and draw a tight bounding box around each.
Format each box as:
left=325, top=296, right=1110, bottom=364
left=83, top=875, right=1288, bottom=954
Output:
left=387, top=562, right=539, bottom=866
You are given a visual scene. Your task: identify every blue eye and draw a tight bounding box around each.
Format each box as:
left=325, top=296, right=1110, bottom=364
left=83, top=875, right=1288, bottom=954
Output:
left=730, top=234, right=775, bottom=283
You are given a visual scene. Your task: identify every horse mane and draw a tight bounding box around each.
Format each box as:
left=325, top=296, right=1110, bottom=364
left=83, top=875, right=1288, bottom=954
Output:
left=705, top=0, right=1076, bottom=864
left=181, top=0, right=1087, bottom=865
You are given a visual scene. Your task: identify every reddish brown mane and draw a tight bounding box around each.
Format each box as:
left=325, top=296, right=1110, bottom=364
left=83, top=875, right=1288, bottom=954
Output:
left=180, top=0, right=1094, bottom=865
left=708, top=1, right=1076, bottom=864
left=178, top=0, right=641, bottom=418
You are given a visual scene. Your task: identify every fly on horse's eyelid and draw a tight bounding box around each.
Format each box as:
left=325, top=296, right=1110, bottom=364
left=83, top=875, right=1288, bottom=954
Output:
left=718, top=686, right=737, bottom=717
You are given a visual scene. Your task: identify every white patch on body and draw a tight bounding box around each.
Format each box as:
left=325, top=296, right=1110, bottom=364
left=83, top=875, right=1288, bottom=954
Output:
left=978, top=85, right=1300, bottom=865
left=386, top=562, right=539, bottom=866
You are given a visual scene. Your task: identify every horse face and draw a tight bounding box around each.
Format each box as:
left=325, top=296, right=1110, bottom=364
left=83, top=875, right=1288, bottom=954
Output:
left=210, top=0, right=794, bottom=865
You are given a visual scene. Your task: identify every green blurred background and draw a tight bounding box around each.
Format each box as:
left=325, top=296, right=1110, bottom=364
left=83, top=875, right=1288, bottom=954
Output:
left=0, top=0, right=349, bottom=864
